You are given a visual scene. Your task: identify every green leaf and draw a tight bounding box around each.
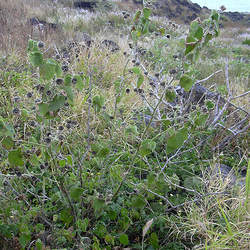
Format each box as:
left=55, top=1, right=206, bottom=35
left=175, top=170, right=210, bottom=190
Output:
left=93, top=223, right=107, bottom=238
left=179, top=75, right=194, bottom=92
left=59, top=209, right=73, bottom=226
left=27, top=39, right=38, bottom=52
left=140, top=139, right=156, bottom=157
left=185, top=36, right=197, bottom=55
left=35, top=239, right=43, bottom=250
left=143, top=8, right=151, bottom=19
left=159, top=27, right=165, bottom=36
left=73, top=75, right=84, bottom=91
left=39, top=59, right=57, bottom=80
left=19, top=233, right=31, bottom=248
left=63, top=85, right=74, bottom=104
left=105, top=234, right=115, bottom=245
left=29, top=52, right=43, bottom=67
left=8, top=148, right=24, bottom=166
left=64, top=74, right=72, bottom=85
left=27, top=39, right=35, bottom=52
left=38, top=103, right=49, bottom=116
left=211, top=10, right=219, bottom=22
left=204, top=33, right=213, bottom=45
left=97, top=146, right=110, bottom=158
left=206, top=100, right=214, bottom=109
left=67, top=155, right=73, bottom=166
left=166, top=128, right=188, bottom=154
left=125, top=125, right=138, bottom=135
left=131, top=67, right=141, bottom=75
left=132, top=196, right=146, bottom=209
left=150, top=232, right=159, bottom=248
left=195, top=113, right=208, bottom=127
left=165, top=89, right=176, bottom=102
left=133, top=10, right=141, bottom=22
left=0, top=119, right=15, bottom=138
left=119, top=233, right=129, bottom=246
left=93, top=95, right=105, bottom=112
left=142, top=20, right=149, bottom=35
left=137, top=74, right=144, bottom=88
left=76, top=218, right=89, bottom=232
left=30, top=154, right=40, bottom=166
left=59, top=159, right=66, bottom=167
left=1, top=136, right=15, bottom=150
left=48, top=95, right=66, bottom=112
left=93, top=198, right=106, bottom=213
left=70, top=186, right=84, bottom=201
left=190, top=21, right=203, bottom=40
left=55, top=62, right=62, bottom=77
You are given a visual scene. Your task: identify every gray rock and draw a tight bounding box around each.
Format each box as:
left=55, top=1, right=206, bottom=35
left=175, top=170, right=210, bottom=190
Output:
left=205, top=164, right=246, bottom=188
left=101, top=39, right=120, bottom=52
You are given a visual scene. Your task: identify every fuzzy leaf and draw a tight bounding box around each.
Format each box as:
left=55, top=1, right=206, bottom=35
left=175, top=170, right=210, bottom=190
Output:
left=119, top=233, right=129, bottom=246
left=39, top=59, right=57, bottom=80
left=30, top=52, right=43, bottom=67
left=93, top=198, right=106, bottom=213
left=125, top=125, right=138, bottom=135
left=131, top=67, right=140, bottom=75
left=179, top=75, right=194, bottom=92
left=48, top=95, right=65, bottom=112
left=132, top=196, right=146, bottom=209
left=1, top=136, right=15, bottom=150
left=38, top=103, right=49, bottom=116
left=140, top=139, right=156, bottom=156
left=8, top=148, right=24, bottom=166
left=166, top=128, right=188, bottom=154
left=143, top=8, right=151, bottom=19
left=190, top=21, right=203, bottom=40
left=165, top=89, right=176, bottom=102
left=70, top=187, right=84, bottom=201
left=137, top=74, right=144, bottom=88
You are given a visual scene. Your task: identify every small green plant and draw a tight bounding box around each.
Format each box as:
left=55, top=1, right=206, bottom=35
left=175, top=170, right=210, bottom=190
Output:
left=242, top=38, right=250, bottom=46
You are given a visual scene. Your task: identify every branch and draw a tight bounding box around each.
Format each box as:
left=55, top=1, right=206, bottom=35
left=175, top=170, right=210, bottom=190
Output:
left=195, top=69, right=222, bottom=85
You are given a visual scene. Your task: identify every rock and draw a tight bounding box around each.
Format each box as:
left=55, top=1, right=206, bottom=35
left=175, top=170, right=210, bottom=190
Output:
left=132, top=0, right=143, bottom=5
left=29, top=17, right=58, bottom=30
left=101, top=39, right=120, bottom=52
left=73, top=1, right=97, bottom=10
left=205, top=164, right=246, bottom=188
left=74, top=32, right=93, bottom=47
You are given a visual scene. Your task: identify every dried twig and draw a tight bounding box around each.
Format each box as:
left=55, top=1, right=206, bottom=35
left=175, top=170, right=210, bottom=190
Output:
left=195, top=70, right=222, bottom=85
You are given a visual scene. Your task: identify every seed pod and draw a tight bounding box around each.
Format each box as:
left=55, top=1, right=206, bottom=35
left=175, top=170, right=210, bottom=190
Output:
left=38, top=41, right=44, bottom=48
left=72, top=78, right=77, bottom=84
left=44, top=137, right=51, bottom=144
left=169, top=69, right=177, bottom=74
left=58, top=125, right=64, bottom=131
left=62, top=65, right=69, bottom=72
left=27, top=92, right=33, bottom=98
left=56, top=78, right=64, bottom=85
left=13, top=108, right=20, bottom=115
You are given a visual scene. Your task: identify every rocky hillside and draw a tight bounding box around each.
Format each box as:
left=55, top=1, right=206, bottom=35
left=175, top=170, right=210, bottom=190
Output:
left=120, top=0, right=250, bottom=25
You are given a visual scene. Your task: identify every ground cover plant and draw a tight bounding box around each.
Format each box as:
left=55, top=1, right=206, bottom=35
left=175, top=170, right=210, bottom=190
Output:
left=0, top=0, right=249, bottom=249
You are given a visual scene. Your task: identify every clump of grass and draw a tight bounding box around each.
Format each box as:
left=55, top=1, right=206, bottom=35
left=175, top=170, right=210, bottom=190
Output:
left=242, top=38, right=250, bottom=46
